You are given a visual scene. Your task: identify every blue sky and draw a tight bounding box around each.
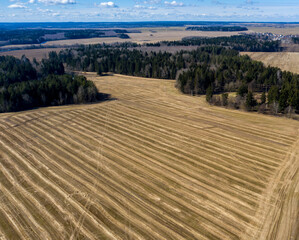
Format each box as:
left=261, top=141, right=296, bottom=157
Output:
left=1, top=0, right=299, bottom=22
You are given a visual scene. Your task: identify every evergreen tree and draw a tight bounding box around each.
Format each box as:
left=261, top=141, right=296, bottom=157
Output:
left=261, top=92, right=266, bottom=104
left=237, top=84, right=248, bottom=97
left=268, top=86, right=280, bottom=104
left=206, top=85, right=214, bottom=103
left=245, top=91, right=257, bottom=110
left=279, top=86, right=290, bottom=112
left=41, top=51, right=64, bottom=76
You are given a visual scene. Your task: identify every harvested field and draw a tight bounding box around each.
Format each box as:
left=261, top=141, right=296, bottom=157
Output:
left=0, top=48, right=65, bottom=62
left=23, top=30, right=244, bottom=47
left=37, top=27, right=248, bottom=46
left=0, top=27, right=248, bottom=52
left=0, top=28, right=247, bottom=61
left=241, top=52, right=299, bottom=74
left=123, top=28, right=247, bottom=44
left=0, top=73, right=298, bottom=239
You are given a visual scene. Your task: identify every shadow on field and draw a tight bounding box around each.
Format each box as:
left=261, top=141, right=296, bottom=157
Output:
left=1, top=92, right=116, bottom=114
left=96, top=92, right=117, bottom=103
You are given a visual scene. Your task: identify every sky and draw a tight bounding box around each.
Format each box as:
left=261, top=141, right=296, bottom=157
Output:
left=1, top=0, right=299, bottom=22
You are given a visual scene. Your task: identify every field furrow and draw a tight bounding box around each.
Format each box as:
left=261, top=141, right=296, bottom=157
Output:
left=0, top=73, right=298, bottom=239
left=33, top=113, right=247, bottom=238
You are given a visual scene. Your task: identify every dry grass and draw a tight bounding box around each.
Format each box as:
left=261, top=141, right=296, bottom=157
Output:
left=241, top=52, right=299, bottom=74
left=125, top=28, right=246, bottom=44
left=0, top=27, right=247, bottom=51
left=37, top=29, right=244, bottom=46
left=42, top=27, right=248, bottom=46
left=0, top=73, right=298, bottom=239
left=0, top=48, right=65, bottom=61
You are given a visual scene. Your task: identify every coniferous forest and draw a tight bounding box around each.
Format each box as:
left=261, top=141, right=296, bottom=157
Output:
left=0, top=54, right=100, bottom=112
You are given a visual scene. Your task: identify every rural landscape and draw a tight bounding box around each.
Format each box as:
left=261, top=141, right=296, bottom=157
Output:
left=0, top=0, right=299, bottom=239
left=0, top=72, right=298, bottom=240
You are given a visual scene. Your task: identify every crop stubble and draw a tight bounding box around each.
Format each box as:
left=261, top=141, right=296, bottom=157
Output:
left=0, top=73, right=298, bottom=239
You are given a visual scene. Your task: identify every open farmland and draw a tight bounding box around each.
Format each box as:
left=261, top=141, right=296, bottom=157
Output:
left=241, top=52, right=299, bottom=74
left=0, top=48, right=65, bottom=62
left=0, top=73, right=298, bottom=239
left=0, top=27, right=248, bottom=52
left=29, top=27, right=249, bottom=46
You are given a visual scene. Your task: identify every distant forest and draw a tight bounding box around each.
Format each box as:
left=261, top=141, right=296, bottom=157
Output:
left=186, top=26, right=248, bottom=32
left=0, top=54, right=100, bottom=112
left=161, top=35, right=282, bottom=52
left=0, top=29, right=130, bottom=46
left=142, top=35, right=281, bottom=52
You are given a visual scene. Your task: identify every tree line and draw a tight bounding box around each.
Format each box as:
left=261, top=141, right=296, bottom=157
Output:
left=161, top=35, right=282, bottom=52
left=186, top=26, right=248, bottom=32
left=59, top=46, right=178, bottom=79
left=58, top=44, right=299, bottom=114
left=177, top=50, right=299, bottom=114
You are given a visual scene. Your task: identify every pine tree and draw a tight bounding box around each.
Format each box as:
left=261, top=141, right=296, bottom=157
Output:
left=206, top=85, right=214, bottom=103
left=237, top=84, right=248, bottom=97
left=261, top=92, right=266, bottom=104
left=245, top=91, right=257, bottom=111
left=268, top=86, right=280, bottom=104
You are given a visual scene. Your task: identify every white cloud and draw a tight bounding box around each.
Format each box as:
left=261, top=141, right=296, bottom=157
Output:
left=29, top=0, right=36, bottom=3
left=37, top=0, right=76, bottom=5
left=134, top=5, right=156, bottom=9
left=164, top=1, right=184, bottom=7
left=97, top=1, right=118, bottom=8
left=8, top=3, right=27, bottom=8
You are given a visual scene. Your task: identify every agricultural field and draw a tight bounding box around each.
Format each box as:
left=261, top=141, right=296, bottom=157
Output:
left=0, top=48, right=64, bottom=62
left=241, top=52, right=299, bottom=74
left=0, top=27, right=248, bottom=61
left=0, top=73, right=298, bottom=239
left=0, top=27, right=247, bottom=51
left=32, top=27, right=249, bottom=46
left=117, top=27, right=246, bottom=44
